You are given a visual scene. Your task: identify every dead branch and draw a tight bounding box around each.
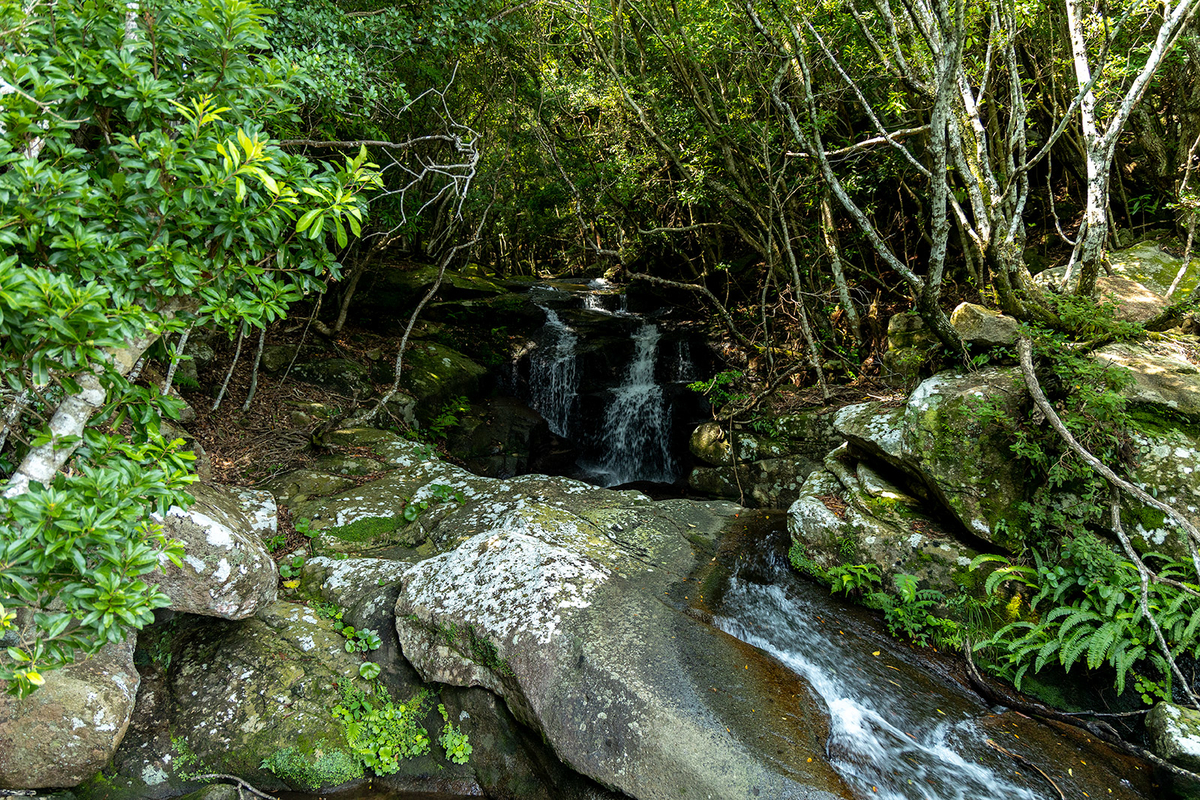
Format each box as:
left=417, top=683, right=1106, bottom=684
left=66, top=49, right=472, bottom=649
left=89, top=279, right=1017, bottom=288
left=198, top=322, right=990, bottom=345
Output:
left=628, top=272, right=756, bottom=351
left=189, top=774, right=277, bottom=800
left=984, top=739, right=1064, bottom=800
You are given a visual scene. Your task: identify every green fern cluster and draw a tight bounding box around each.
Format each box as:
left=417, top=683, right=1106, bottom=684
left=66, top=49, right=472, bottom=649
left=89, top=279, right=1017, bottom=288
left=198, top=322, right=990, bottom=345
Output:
left=975, top=544, right=1200, bottom=703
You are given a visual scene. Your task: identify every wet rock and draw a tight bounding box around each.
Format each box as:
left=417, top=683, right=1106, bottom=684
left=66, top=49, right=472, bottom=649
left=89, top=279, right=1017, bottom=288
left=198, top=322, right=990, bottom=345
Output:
left=149, top=483, right=278, bottom=619
left=445, top=396, right=553, bottom=478
left=393, top=486, right=854, bottom=800
left=0, top=638, right=140, bottom=788
left=687, top=456, right=819, bottom=508
left=950, top=302, right=1019, bottom=346
left=1148, top=702, right=1200, bottom=773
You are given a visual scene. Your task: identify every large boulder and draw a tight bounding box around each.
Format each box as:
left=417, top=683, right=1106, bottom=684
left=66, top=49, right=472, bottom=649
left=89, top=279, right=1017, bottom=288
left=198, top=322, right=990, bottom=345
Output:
left=1037, top=240, right=1200, bottom=297
left=1093, top=339, right=1200, bottom=422
left=787, top=446, right=978, bottom=594
left=393, top=481, right=853, bottom=800
left=835, top=367, right=1029, bottom=550
left=950, top=302, right=1019, bottom=346
left=401, top=341, right=488, bottom=422
left=290, top=358, right=373, bottom=398
left=150, top=483, right=278, bottom=619
left=0, top=638, right=140, bottom=789
left=1122, top=422, right=1200, bottom=556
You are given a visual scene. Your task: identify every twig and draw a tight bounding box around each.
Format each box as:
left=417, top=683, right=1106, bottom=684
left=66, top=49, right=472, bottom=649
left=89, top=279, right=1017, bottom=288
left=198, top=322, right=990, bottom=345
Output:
left=212, top=321, right=246, bottom=412
left=242, top=327, right=267, bottom=411
left=189, top=774, right=277, bottom=800
left=984, top=739, right=1064, bottom=800
left=628, top=272, right=756, bottom=350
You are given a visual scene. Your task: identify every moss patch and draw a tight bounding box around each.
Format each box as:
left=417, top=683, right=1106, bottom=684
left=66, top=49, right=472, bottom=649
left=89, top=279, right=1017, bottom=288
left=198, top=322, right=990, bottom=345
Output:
left=260, top=746, right=363, bottom=789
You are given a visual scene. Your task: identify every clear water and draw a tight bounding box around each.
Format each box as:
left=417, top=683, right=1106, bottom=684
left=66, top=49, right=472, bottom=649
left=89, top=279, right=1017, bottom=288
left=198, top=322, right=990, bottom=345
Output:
left=715, top=546, right=1051, bottom=800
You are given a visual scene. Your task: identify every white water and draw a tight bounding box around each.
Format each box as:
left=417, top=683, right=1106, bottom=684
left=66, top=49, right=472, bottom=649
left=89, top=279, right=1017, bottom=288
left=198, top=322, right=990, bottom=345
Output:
left=591, top=322, right=677, bottom=486
left=716, top=551, right=1048, bottom=800
left=528, top=306, right=578, bottom=437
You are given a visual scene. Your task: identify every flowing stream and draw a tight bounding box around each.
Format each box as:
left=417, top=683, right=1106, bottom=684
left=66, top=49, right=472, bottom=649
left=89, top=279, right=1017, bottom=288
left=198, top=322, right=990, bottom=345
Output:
left=714, top=535, right=1054, bottom=800
left=528, top=305, right=578, bottom=438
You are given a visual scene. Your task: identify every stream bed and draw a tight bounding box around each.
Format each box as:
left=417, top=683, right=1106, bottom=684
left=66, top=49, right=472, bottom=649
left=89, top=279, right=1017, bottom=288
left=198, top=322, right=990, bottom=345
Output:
left=709, top=520, right=1161, bottom=799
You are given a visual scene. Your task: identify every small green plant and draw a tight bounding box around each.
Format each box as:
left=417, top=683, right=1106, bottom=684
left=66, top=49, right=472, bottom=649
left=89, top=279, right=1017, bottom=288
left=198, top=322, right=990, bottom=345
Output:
left=333, top=682, right=431, bottom=774
left=279, top=554, right=306, bottom=579
left=310, top=601, right=344, bottom=623
left=401, top=484, right=464, bottom=523
left=826, top=563, right=882, bottom=597
left=437, top=703, right=472, bottom=765
left=427, top=396, right=470, bottom=440
left=264, top=533, right=288, bottom=553
left=359, top=661, right=382, bottom=680
left=342, top=627, right=383, bottom=653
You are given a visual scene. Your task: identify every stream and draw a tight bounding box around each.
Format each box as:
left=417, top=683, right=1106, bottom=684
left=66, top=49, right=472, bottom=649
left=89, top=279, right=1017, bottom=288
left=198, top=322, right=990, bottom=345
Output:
left=711, top=525, right=1151, bottom=799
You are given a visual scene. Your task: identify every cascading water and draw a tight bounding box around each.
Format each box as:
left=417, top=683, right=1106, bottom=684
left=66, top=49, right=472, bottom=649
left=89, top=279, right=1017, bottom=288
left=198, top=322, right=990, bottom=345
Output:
left=715, top=540, right=1055, bottom=800
left=528, top=306, right=578, bottom=438
left=589, top=322, right=677, bottom=486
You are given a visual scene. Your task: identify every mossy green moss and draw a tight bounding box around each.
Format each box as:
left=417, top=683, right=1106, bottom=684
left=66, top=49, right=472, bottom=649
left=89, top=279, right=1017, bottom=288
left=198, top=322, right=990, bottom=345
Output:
left=260, top=746, right=363, bottom=789
left=326, top=515, right=402, bottom=542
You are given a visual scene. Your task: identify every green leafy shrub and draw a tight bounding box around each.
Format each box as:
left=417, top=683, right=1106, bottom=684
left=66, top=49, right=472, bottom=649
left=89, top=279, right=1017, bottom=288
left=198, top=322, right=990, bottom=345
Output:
left=333, top=683, right=431, bottom=774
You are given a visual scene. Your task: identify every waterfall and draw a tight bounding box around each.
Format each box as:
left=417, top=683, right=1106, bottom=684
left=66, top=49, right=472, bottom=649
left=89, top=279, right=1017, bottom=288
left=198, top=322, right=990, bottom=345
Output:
left=591, top=322, right=676, bottom=486
left=674, top=340, right=696, bottom=382
left=528, top=307, right=578, bottom=438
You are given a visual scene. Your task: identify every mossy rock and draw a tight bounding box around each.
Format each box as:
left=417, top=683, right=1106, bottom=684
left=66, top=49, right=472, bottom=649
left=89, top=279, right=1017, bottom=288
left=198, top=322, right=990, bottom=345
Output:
left=264, top=468, right=357, bottom=507
left=400, top=342, right=487, bottom=421
left=290, top=358, right=372, bottom=397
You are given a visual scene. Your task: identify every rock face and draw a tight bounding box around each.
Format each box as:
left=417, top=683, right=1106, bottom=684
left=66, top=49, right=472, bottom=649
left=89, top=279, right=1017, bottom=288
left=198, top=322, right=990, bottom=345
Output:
left=834, top=367, right=1028, bottom=550
left=392, top=479, right=852, bottom=800
left=150, top=483, right=279, bottom=619
left=1148, top=702, right=1200, bottom=772
left=0, top=638, right=140, bottom=789
left=787, top=446, right=978, bottom=592
left=949, top=302, right=1019, bottom=346
left=1094, top=339, right=1200, bottom=422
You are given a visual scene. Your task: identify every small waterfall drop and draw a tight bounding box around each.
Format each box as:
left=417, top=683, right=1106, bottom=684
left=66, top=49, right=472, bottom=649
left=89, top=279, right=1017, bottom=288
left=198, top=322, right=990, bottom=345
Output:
left=589, top=322, right=676, bottom=486
left=528, top=307, right=578, bottom=438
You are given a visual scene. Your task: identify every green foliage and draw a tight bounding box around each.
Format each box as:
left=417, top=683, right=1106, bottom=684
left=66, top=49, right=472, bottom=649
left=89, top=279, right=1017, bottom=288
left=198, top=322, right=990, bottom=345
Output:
left=437, top=703, right=472, bottom=765
left=279, top=554, right=306, bottom=579
left=974, top=545, right=1200, bottom=702
left=333, top=682, right=432, bottom=775
left=0, top=0, right=380, bottom=695
left=342, top=626, right=383, bottom=654
left=358, top=661, right=382, bottom=680
left=866, top=574, right=961, bottom=648
left=826, top=563, right=882, bottom=598
left=688, top=370, right=749, bottom=412
left=260, top=745, right=364, bottom=789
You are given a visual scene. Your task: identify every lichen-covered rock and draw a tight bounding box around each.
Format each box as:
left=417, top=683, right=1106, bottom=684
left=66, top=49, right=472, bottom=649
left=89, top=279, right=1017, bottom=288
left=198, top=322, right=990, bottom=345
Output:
left=688, top=422, right=802, bottom=466
left=1093, top=339, right=1200, bottom=422
left=835, top=369, right=1029, bottom=551
left=950, top=302, right=1019, bottom=346
left=149, top=483, right=278, bottom=619
left=164, top=602, right=370, bottom=793
left=393, top=490, right=853, bottom=800
left=311, top=454, right=389, bottom=476
left=0, top=638, right=139, bottom=788
left=1122, top=423, right=1200, bottom=557
left=1148, top=702, right=1200, bottom=772
left=787, top=449, right=978, bottom=594
left=687, top=456, right=818, bottom=508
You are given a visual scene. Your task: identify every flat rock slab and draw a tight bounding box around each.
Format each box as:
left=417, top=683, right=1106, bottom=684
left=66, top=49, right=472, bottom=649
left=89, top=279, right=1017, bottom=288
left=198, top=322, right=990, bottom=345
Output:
left=394, top=484, right=854, bottom=800
left=1093, top=339, right=1200, bottom=422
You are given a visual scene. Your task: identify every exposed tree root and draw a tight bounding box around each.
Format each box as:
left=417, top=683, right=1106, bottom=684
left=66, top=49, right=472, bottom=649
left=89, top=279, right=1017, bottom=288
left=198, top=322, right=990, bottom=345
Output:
left=190, top=773, right=277, bottom=800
